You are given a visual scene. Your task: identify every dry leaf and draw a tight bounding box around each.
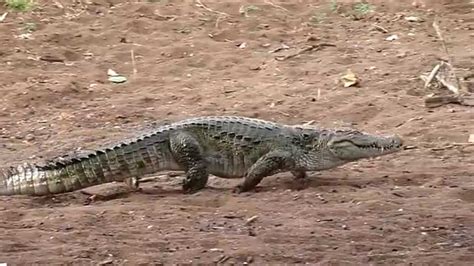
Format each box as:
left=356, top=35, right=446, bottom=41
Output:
left=107, top=69, right=119, bottom=76
left=107, top=69, right=127, bottom=83
left=0, top=12, right=7, bottom=22
left=341, top=69, right=358, bottom=87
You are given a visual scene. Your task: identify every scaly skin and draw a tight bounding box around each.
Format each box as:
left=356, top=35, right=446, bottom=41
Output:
left=0, top=116, right=403, bottom=196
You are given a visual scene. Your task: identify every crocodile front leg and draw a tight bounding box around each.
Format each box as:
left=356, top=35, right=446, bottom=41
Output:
left=234, top=150, right=295, bottom=193
left=169, top=131, right=209, bottom=193
left=291, top=170, right=307, bottom=179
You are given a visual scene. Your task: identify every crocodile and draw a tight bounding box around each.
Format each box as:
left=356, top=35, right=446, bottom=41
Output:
left=0, top=116, right=403, bottom=196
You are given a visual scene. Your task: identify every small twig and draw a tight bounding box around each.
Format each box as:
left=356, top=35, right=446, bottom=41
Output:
left=423, top=63, right=441, bottom=88
left=275, top=43, right=335, bottom=61
left=130, top=49, right=137, bottom=77
left=278, top=111, right=291, bottom=117
left=372, top=24, right=388, bottom=33
left=269, top=43, right=290, bottom=54
left=395, top=116, right=423, bottom=128
left=245, top=215, right=259, bottom=225
left=264, top=0, right=289, bottom=12
left=432, top=20, right=449, bottom=62
left=194, top=0, right=229, bottom=29
left=195, top=0, right=229, bottom=17
left=52, top=0, right=64, bottom=9
left=215, top=15, right=223, bottom=28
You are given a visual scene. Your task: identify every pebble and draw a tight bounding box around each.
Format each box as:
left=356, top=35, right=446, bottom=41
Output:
left=386, top=34, right=399, bottom=41
left=248, top=228, right=257, bottom=236
left=405, top=16, right=423, bottom=22
left=25, top=134, right=35, bottom=141
left=396, top=52, right=407, bottom=58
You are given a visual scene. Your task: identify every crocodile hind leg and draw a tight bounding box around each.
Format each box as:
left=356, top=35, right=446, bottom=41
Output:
left=234, top=150, right=295, bottom=193
left=169, top=132, right=209, bottom=193
left=123, top=155, right=149, bottom=192
left=123, top=176, right=141, bottom=191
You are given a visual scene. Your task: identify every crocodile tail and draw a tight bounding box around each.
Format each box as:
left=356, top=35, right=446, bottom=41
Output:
left=0, top=163, right=50, bottom=196
left=0, top=151, right=116, bottom=196
left=0, top=150, right=123, bottom=196
left=0, top=163, right=86, bottom=196
left=0, top=127, right=175, bottom=196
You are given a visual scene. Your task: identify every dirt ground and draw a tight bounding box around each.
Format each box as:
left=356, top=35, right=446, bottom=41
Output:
left=0, top=0, right=473, bottom=264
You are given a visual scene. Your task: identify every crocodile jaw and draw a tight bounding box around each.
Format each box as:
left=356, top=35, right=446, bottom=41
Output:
left=327, top=133, right=403, bottom=161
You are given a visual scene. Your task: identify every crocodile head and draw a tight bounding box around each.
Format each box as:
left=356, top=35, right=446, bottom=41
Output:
left=297, top=128, right=403, bottom=170
left=326, top=129, right=403, bottom=161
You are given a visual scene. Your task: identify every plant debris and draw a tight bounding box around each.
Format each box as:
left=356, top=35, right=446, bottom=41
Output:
left=424, top=93, right=474, bottom=108
left=107, top=69, right=127, bottom=83
left=340, top=69, right=359, bottom=87
left=420, top=20, right=473, bottom=108
left=269, top=43, right=290, bottom=53
left=468, top=134, right=474, bottom=143
left=372, top=24, right=388, bottom=33
left=245, top=215, right=259, bottom=225
left=0, top=12, right=8, bottom=22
